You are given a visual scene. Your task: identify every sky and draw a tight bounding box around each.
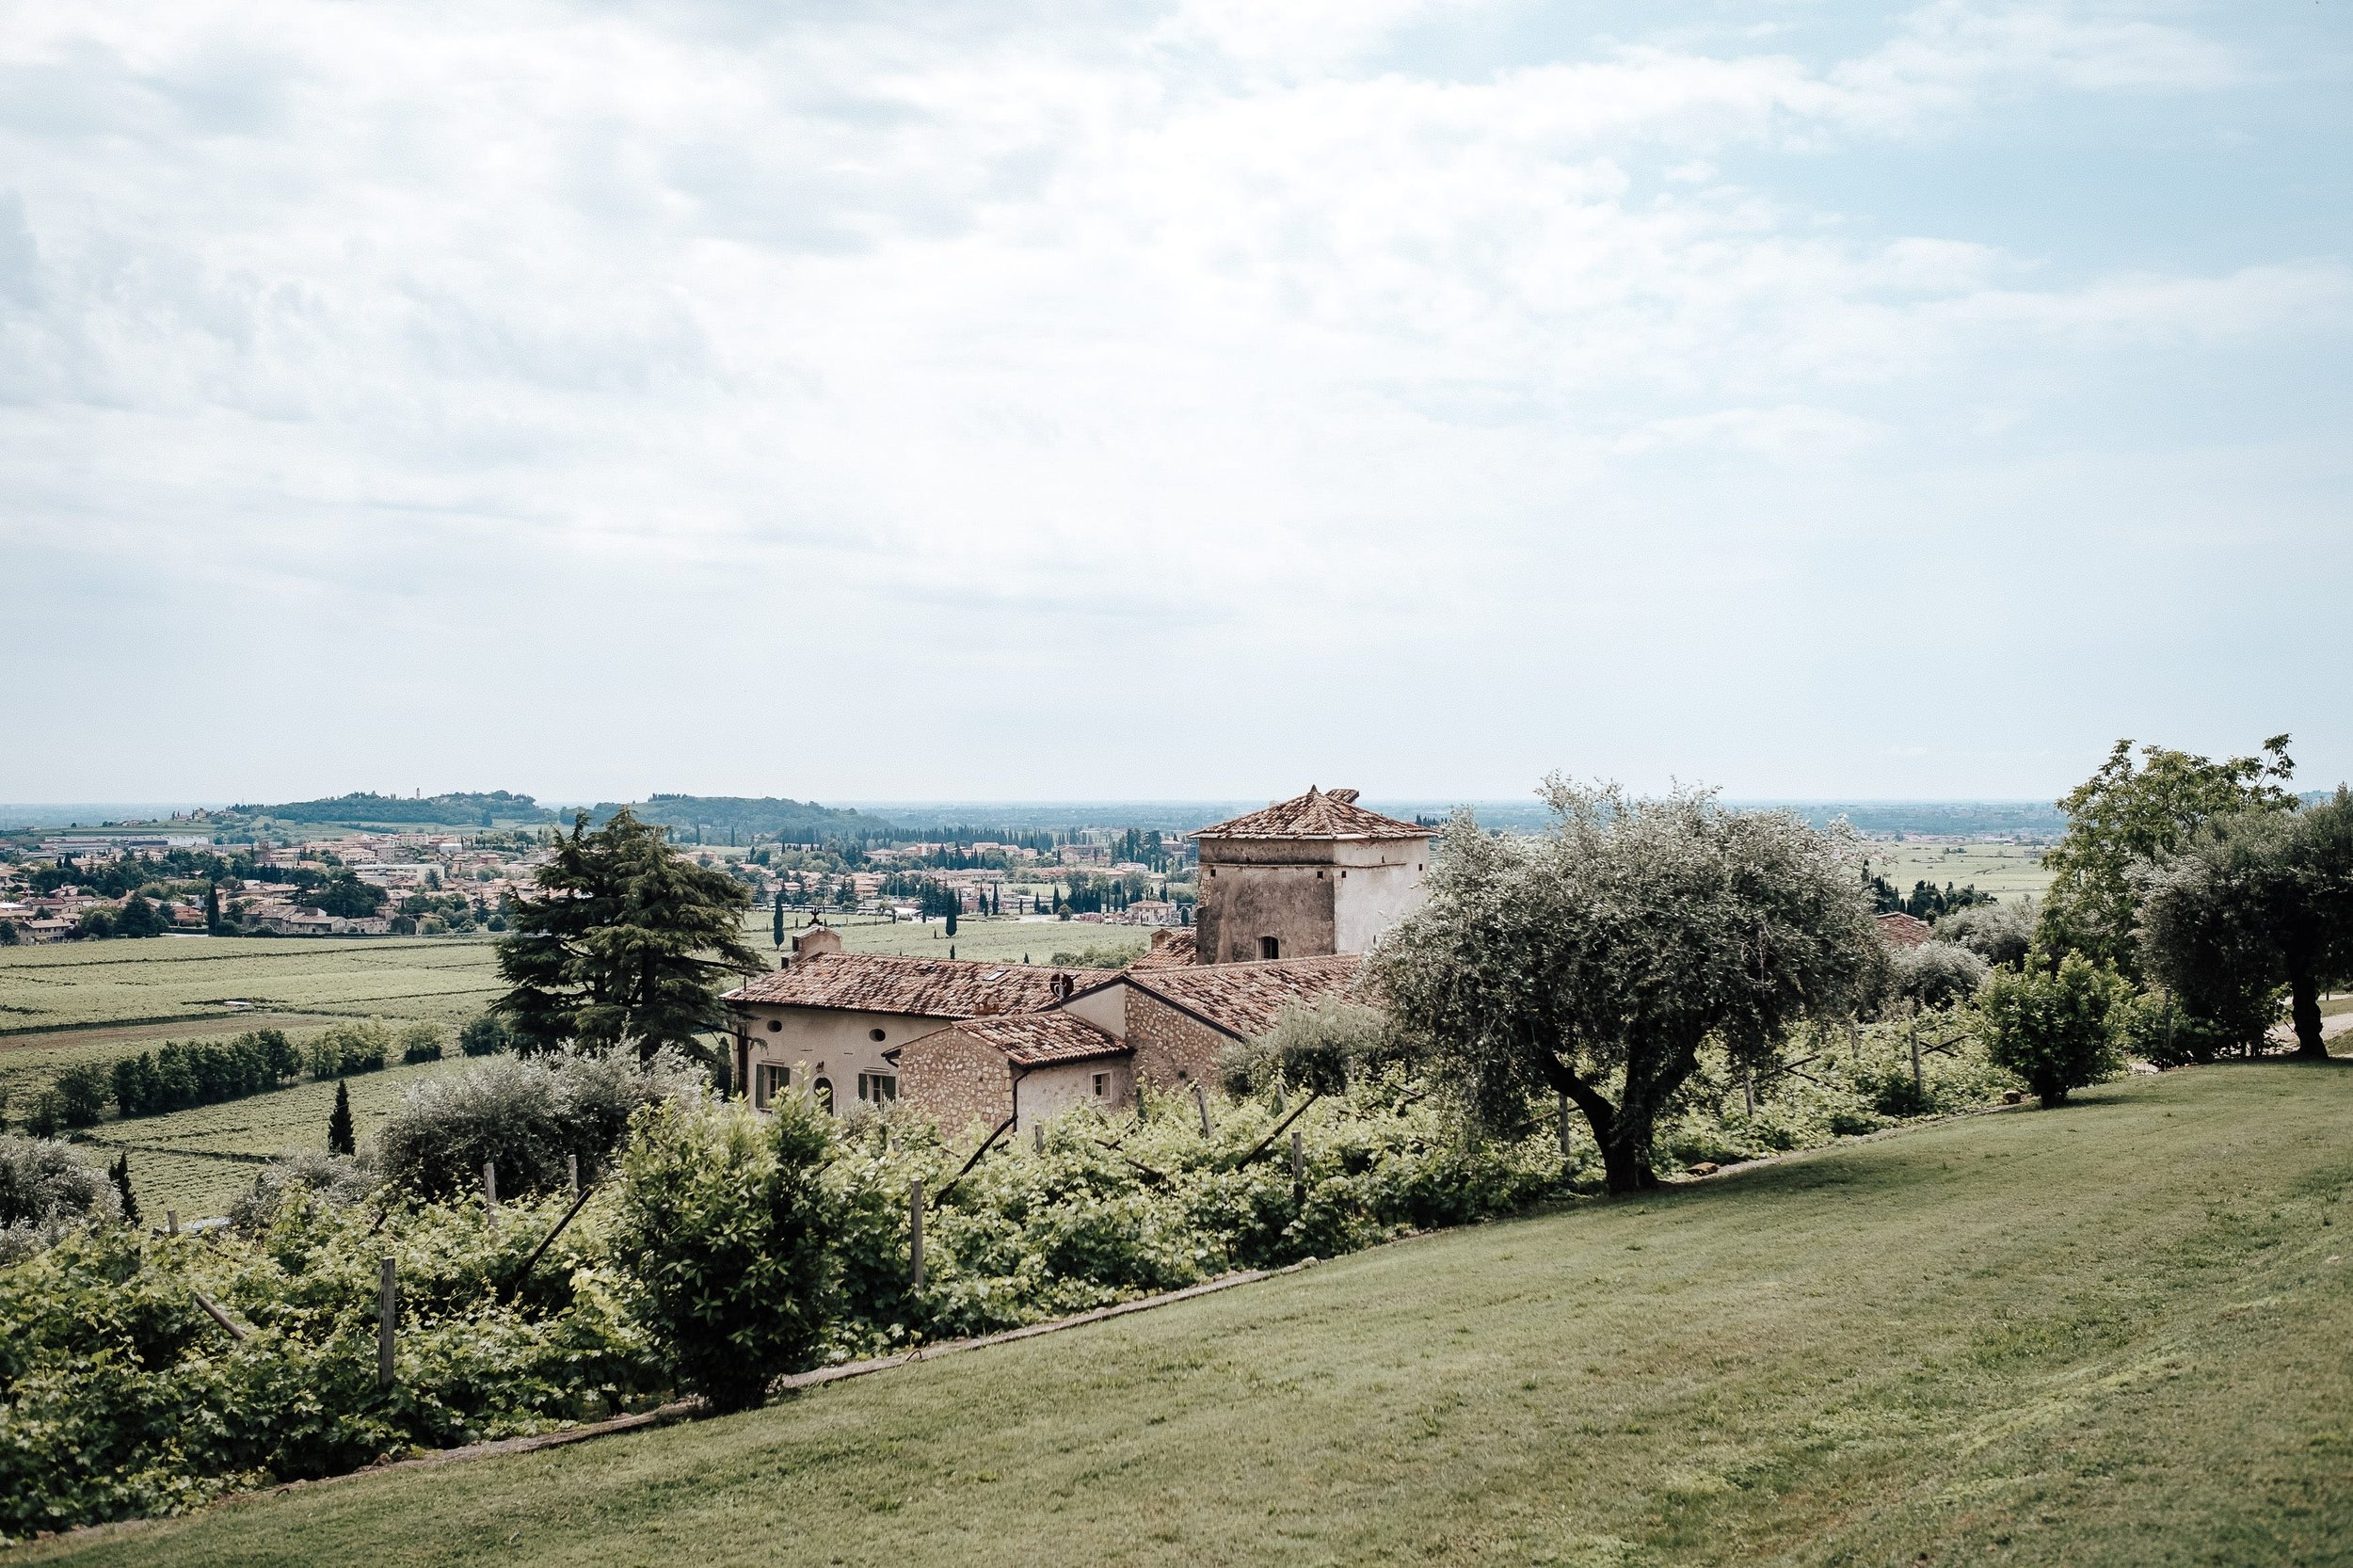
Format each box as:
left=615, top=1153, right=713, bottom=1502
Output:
left=2, top=1, right=2348, bottom=807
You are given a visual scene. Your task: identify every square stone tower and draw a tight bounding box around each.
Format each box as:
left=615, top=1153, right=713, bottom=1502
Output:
left=1188, top=787, right=1433, bottom=964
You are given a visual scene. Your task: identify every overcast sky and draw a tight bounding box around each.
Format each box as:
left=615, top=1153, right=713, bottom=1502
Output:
left=3, top=2, right=2347, bottom=807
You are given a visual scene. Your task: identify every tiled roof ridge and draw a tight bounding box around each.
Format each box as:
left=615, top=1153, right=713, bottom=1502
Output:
left=1189, top=785, right=1428, bottom=842
left=725, top=952, right=1117, bottom=1017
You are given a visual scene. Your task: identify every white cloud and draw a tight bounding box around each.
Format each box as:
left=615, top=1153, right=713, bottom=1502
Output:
left=0, top=2, right=2343, bottom=799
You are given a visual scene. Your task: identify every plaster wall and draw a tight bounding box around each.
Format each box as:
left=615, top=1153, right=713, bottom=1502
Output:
left=732, top=1000, right=937, bottom=1113
left=1016, top=1058, right=1132, bottom=1128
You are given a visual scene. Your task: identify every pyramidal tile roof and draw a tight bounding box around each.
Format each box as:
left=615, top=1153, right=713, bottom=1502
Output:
left=1189, top=787, right=1429, bottom=842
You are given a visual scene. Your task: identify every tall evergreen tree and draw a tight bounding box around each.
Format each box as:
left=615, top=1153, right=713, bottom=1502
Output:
left=203, top=883, right=222, bottom=936
left=772, top=889, right=787, bottom=948
left=328, top=1079, right=356, bottom=1156
left=494, top=808, right=760, bottom=1062
left=109, top=1153, right=140, bottom=1225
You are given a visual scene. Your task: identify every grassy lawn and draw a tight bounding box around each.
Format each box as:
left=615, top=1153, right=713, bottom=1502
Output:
left=37, top=1063, right=2353, bottom=1567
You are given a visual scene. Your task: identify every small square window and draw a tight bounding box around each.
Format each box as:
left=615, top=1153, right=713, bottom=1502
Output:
left=1092, top=1072, right=1110, bottom=1098
left=1258, top=936, right=1280, bottom=960
left=857, top=1072, right=899, bottom=1103
left=754, top=1063, right=791, bottom=1109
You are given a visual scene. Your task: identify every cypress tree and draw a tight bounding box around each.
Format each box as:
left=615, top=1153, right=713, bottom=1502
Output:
left=946, top=904, right=958, bottom=937
left=110, top=1153, right=140, bottom=1226
left=328, top=1079, right=356, bottom=1156
left=203, top=883, right=222, bottom=936
left=772, top=890, right=786, bottom=948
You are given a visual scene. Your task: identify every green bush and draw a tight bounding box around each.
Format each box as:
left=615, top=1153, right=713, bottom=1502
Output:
left=0, top=1135, right=120, bottom=1264
left=1980, top=953, right=2127, bottom=1109
left=458, top=1014, right=511, bottom=1057
left=53, top=1064, right=111, bottom=1128
left=398, top=1023, right=445, bottom=1065
left=111, top=1031, right=299, bottom=1118
left=375, top=1049, right=706, bottom=1202
left=308, top=1020, right=392, bottom=1080
left=0, top=1194, right=660, bottom=1539
left=613, top=1096, right=841, bottom=1412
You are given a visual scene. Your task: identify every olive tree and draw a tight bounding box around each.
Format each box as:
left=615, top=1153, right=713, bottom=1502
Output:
left=1371, top=780, right=1881, bottom=1194
left=2138, top=791, right=2353, bottom=1060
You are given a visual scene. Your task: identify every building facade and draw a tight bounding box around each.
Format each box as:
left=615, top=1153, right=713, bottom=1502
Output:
left=1189, top=787, right=1432, bottom=964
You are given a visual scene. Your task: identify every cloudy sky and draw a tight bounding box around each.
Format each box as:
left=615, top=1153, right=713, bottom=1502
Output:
left=3, top=1, right=2347, bottom=806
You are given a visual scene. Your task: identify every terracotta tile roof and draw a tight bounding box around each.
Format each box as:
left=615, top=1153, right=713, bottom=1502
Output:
left=1126, top=930, right=1196, bottom=968
left=725, top=954, right=1115, bottom=1018
left=920, top=1012, right=1126, bottom=1068
left=1124, top=954, right=1366, bottom=1041
left=1190, top=786, right=1429, bottom=842
left=1875, top=911, right=1933, bottom=949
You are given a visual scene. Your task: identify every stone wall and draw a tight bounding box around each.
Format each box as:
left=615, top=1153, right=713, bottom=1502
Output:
left=1125, top=987, right=1234, bottom=1089
left=896, top=1025, right=1014, bottom=1138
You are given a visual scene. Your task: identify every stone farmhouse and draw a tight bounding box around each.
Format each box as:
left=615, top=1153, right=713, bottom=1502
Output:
left=724, top=787, right=1432, bottom=1134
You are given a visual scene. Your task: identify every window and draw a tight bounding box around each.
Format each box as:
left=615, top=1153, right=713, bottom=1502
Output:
left=857, top=1072, right=898, bottom=1104
left=868, top=1027, right=887, bottom=1042
left=754, top=1062, right=791, bottom=1109
left=1091, top=1072, right=1110, bottom=1099
left=766, top=1018, right=782, bottom=1032
left=811, top=1077, right=834, bottom=1112
left=1258, top=936, right=1280, bottom=960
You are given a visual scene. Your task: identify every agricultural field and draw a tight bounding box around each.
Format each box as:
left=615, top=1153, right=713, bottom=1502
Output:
left=0, top=936, right=505, bottom=1217
left=760, top=913, right=1152, bottom=967
left=1863, top=836, right=2053, bottom=902
left=83, top=1058, right=459, bottom=1221
left=39, top=1064, right=2353, bottom=1568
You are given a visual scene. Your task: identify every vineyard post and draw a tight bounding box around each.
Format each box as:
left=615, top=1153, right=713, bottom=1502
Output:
left=1556, top=1093, right=1571, bottom=1160
left=908, top=1177, right=925, bottom=1288
left=1193, top=1083, right=1211, bottom=1137
left=377, top=1256, right=397, bottom=1389
left=1909, top=1015, right=1923, bottom=1101
left=1289, top=1128, right=1305, bottom=1208
left=484, top=1160, right=499, bottom=1227
left=167, top=1209, right=179, bottom=1237
left=568, top=1153, right=579, bottom=1194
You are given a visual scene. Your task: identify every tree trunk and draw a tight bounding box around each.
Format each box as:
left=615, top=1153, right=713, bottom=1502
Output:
left=2287, top=952, right=2329, bottom=1060
left=1543, top=1055, right=1657, bottom=1196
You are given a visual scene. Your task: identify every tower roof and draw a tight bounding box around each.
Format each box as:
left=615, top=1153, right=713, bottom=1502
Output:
left=1188, top=786, right=1429, bottom=843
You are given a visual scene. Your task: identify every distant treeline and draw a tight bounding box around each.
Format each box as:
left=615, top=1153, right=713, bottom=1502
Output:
left=223, top=791, right=553, bottom=827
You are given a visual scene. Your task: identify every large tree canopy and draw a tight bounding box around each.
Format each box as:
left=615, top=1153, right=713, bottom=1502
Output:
left=2038, top=735, right=2296, bottom=976
left=493, top=808, right=760, bottom=1063
left=2138, top=791, right=2353, bottom=1060
left=1371, top=780, right=1881, bottom=1195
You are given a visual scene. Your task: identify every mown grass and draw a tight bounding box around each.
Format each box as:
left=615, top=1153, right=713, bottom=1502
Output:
left=34, top=1063, right=2353, bottom=1567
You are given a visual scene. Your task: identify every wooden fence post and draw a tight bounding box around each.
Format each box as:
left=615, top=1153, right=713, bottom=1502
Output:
left=908, top=1178, right=925, bottom=1289
left=1193, top=1083, right=1211, bottom=1137
left=1289, top=1128, right=1305, bottom=1208
left=1275, top=1081, right=1289, bottom=1115
left=484, top=1160, right=499, bottom=1227
left=1741, top=1071, right=1755, bottom=1117
left=568, top=1153, right=580, bottom=1194
left=1032, top=1122, right=1045, bottom=1154
left=377, top=1256, right=397, bottom=1389
left=1909, top=1016, right=1924, bottom=1101
left=166, top=1209, right=179, bottom=1238
left=1556, top=1093, right=1571, bottom=1160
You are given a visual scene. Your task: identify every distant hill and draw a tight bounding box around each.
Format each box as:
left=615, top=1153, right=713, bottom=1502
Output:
left=221, top=791, right=556, bottom=828
left=586, top=794, right=884, bottom=842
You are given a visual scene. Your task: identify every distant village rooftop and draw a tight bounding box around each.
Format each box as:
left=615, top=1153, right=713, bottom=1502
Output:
left=1189, top=786, right=1429, bottom=843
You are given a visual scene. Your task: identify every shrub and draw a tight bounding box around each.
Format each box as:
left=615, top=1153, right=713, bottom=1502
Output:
left=1980, top=953, right=2127, bottom=1109
left=110, top=1032, right=297, bottom=1119
left=53, top=1064, right=112, bottom=1128
left=614, top=1096, right=841, bottom=1411
left=1887, top=941, right=1990, bottom=1013
left=458, top=1013, right=511, bottom=1057
left=374, top=1048, right=706, bottom=1202
left=1218, top=1000, right=1396, bottom=1096
left=398, top=1023, right=445, bottom=1064
left=1048, top=942, right=1145, bottom=969
left=1937, top=898, right=2036, bottom=967
left=308, top=1020, right=392, bottom=1080
left=0, top=1134, right=120, bottom=1263
left=227, top=1152, right=379, bottom=1233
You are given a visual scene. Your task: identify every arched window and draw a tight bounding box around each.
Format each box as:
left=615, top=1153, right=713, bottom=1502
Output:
left=811, top=1077, right=835, bottom=1112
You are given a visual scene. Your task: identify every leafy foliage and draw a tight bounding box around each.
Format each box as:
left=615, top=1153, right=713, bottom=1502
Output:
left=2039, top=735, right=2297, bottom=976
left=1936, top=898, right=2036, bottom=968
left=374, top=1049, right=708, bottom=1202
left=2137, top=792, right=2353, bottom=1059
left=1980, top=953, right=2127, bottom=1108
left=494, top=808, right=760, bottom=1062
left=613, top=1096, right=841, bottom=1411
left=458, top=1012, right=512, bottom=1057
left=110, top=1030, right=303, bottom=1117
left=1372, top=781, right=1881, bottom=1192
left=308, top=1020, right=392, bottom=1080
left=0, top=1135, right=120, bottom=1264
left=1884, top=940, right=1990, bottom=1013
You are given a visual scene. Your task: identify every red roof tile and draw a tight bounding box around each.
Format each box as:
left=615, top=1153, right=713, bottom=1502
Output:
left=1875, top=911, right=1933, bottom=949
left=726, top=954, right=1114, bottom=1018
left=1123, top=954, right=1366, bottom=1040
left=1191, top=786, right=1428, bottom=842
left=1127, top=930, right=1196, bottom=968
left=917, top=1012, right=1125, bottom=1068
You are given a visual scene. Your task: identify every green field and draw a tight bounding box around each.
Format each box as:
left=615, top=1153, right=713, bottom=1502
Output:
left=1864, top=838, right=2053, bottom=902
left=38, top=1063, right=2353, bottom=1568
left=0, top=936, right=506, bottom=1218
